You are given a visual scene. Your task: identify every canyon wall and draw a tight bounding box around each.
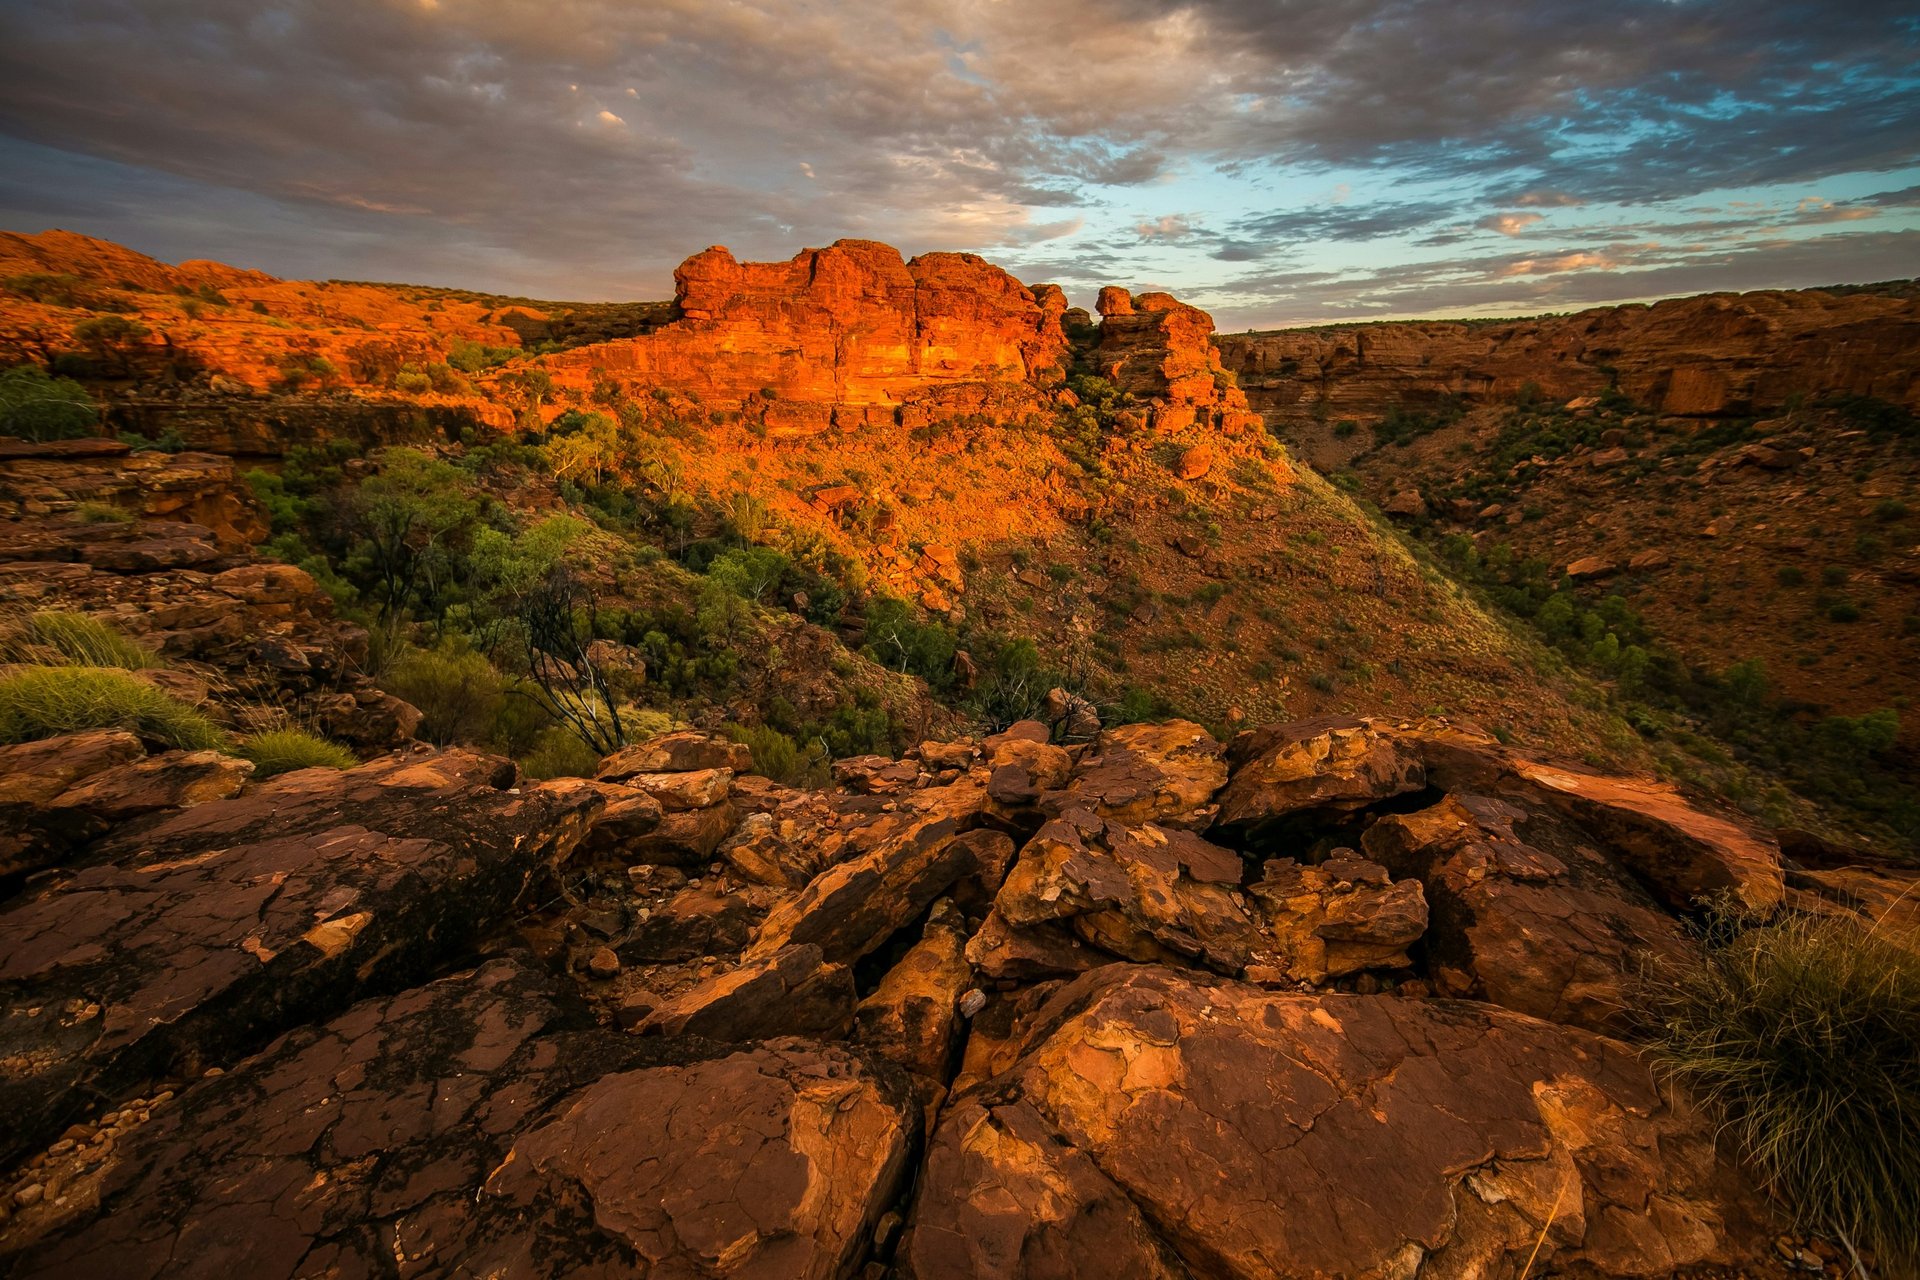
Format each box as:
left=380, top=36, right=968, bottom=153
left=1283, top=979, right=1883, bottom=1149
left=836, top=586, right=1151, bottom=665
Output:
left=1217, top=286, right=1920, bottom=426
left=542, top=240, right=1069, bottom=416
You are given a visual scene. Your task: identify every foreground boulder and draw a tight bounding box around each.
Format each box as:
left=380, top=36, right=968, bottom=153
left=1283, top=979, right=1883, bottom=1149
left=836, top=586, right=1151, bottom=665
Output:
left=903, top=966, right=1768, bottom=1279
left=1215, top=715, right=1426, bottom=833
left=0, top=747, right=601, bottom=1164
left=5, top=958, right=919, bottom=1280
left=1364, top=793, right=1691, bottom=1028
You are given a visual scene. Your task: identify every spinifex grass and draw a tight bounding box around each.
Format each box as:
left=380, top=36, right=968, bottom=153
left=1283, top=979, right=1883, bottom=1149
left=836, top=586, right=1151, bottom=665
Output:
left=1639, top=908, right=1920, bottom=1271
left=0, top=665, right=223, bottom=750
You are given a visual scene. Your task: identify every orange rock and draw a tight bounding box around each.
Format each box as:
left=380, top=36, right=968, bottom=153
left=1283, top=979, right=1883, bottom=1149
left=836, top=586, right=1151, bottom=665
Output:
left=543, top=240, right=1067, bottom=412
left=1174, top=443, right=1214, bottom=480
left=1218, top=287, right=1920, bottom=426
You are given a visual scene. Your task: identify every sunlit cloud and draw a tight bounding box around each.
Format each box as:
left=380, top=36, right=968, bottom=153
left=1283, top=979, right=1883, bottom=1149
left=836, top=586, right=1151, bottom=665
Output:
left=1477, top=212, right=1546, bottom=235
left=0, top=0, right=1911, bottom=321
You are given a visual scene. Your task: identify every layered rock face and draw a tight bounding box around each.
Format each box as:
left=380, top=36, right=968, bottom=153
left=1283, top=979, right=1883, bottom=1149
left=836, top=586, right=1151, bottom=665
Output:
left=1091, top=286, right=1264, bottom=434
left=1218, top=286, right=1920, bottom=425
left=5, top=705, right=1885, bottom=1277
left=543, top=240, right=1070, bottom=428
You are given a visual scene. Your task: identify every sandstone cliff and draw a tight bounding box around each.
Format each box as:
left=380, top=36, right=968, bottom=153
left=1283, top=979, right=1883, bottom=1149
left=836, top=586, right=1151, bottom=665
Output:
left=541, top=240, right=1068, bottom=426
left=1218, top=286, right=1920, bottom=426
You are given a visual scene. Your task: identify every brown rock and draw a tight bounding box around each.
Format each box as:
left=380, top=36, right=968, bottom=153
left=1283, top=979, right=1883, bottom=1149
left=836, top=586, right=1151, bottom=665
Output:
left=640, top=943, right=855, bottom=1041
left=963, top=909, right=1108, bottom=983
left=0, top=748, right=600, bottom=1165
left=9, top=957, right=917, bottom=1280
left=626, top=801, right=740, bottom=866
left=610, top=766, right=733, bottom=811
left=1566, top=555, right=1618, bottom=578
left=1504, top=757, right=1783, bottom=911
left=574, top=780, right=667, bottom=860
left=1248, top=854, right=1428, bottom=982
left=597, top=729, right=752, bottom=778
left=993, top=813, right=1259, bottom=976
left=1383, top=489, right=1428, bottom=518
left=746, top=813, right=980, bottom=964
left=904, top=966, right=1768, bottom=1280
left=853, top=901, right=973, bottom=1079
left=0, top=730, right=147, bottom=885
left=619, top=881, right=779, bottom=964
left=1174, top=443, right=1214, bottom=480
left=1363, top=793, right=1690, bottom=1027
left=1628, top=547, right=1672, bottom=571
left=1055, top=720, right=1226, bottom=829
left=545, top=239, right=1067, bottom=412
left=832, top=754, right=922, bottom=794
left=1216, top=716, right=1425, bottom=830
left=47, top=748, right=252, bottom=822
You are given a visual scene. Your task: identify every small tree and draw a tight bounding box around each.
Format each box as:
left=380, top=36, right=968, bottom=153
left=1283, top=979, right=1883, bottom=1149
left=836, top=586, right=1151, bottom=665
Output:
left=71, top=315, right=149, bottom=374
left=516, top=565, right=625, bottom=756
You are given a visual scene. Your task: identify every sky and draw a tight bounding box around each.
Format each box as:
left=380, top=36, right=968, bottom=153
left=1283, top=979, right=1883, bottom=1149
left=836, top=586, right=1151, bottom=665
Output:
left=0, top=0, right=1915, bottom=329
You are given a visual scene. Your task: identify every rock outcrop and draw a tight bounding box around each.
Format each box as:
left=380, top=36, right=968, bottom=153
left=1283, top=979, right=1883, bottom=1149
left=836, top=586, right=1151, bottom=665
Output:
left=1093, top=288, right=1263, bottom=434
left=903, top=966, right=1766, bottom=1280
left=0, top=747, right=599, bottom=1165
left=5, top=958, right=919, bottom=1280
left=1218, top=286, right=1920, bottom=427
left=0, top=706, right=1825, bottom=1276
left=543, top=240, right=1069, bottom=431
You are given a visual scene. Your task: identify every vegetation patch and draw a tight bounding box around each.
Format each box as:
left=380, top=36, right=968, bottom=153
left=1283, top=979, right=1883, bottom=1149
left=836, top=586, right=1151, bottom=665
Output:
left=239, top=728, right=359, bottom=778
left=0, top=666, right=224, bottom=750
left=1639, top=909, right=1920, bottom=1272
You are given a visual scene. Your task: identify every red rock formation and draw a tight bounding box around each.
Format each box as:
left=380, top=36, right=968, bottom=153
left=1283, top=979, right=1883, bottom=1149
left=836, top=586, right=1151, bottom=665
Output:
left=1092, top=288, right=1263, bottom=433
left=544, top=240, right=1068, bottom=419
left=1217, top=286, right=1920, bottom=425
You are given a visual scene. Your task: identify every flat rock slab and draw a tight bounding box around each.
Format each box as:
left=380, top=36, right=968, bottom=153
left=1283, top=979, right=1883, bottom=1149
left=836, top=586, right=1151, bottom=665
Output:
left=1364, top=792, right=1692, bottom=1029
left=0, top=749, right=601, bottom=1164
left=904, top=966, right=1768, bottom=1280
left=5, top=958, right=918, bottom=1280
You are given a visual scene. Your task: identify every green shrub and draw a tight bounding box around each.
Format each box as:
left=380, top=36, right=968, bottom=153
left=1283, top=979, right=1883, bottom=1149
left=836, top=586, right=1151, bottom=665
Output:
left=239, top=728, right=357, bottom=778
left=0, top=666, right=223, bottom=749
left=725, top=722, right=830, bottom=787
left=0, top=364, right=96, bottom=441
left=383, top=641, right=511, bottom=746
left=74, top=501, right=131, bottom=524
left=519, top=724, right=602, bottom=779
left=10, top=610, right=164, bottom=669
left=1639, top=911, right=1920, bottom=1269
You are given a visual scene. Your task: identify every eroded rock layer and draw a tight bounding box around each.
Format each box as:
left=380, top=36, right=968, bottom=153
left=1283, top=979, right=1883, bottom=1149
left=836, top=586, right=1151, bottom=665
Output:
left=1218, top=286, right=1920, bottom=425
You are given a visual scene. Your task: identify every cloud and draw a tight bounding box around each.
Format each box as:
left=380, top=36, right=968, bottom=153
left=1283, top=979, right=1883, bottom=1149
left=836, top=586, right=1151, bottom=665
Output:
left=1133, top=214, right=1194, bottom=241
left=1208, top=228, right=1919, bottom=329
left=1229, top=200, right=1459, bottom=242
left=0, top=0, right=1912, bottom=314
left=1476, top=212, right=1546, bottom=235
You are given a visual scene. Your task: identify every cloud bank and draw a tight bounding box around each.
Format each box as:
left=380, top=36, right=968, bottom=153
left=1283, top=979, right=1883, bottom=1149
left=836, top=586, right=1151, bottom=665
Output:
left=0, top=0, right=1914, bottom=324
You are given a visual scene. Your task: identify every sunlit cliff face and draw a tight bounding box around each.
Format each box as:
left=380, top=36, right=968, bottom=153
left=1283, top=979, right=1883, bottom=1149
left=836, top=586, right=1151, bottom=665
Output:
left=0, top=0, right=1915, bottom=324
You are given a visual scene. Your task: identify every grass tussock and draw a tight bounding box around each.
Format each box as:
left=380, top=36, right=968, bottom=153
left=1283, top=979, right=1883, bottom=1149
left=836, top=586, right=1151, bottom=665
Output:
left=0, top=665, right=224, bottom=750
left=1638, top=908, right=1920, bottom=1271
left=238, top=728, right=359, bottom=778
left=3, top=609, right=165, bottom=669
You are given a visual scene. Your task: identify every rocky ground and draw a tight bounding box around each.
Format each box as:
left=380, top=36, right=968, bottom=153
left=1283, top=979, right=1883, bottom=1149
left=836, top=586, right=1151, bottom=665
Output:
left=2, top=681, right=1911, bottom=1275
left=2, top=234, right=1916, bottom=1277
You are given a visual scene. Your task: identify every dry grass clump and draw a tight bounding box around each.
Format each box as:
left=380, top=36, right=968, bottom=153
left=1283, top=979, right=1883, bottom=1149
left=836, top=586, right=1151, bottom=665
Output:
left=2, top=609, right=164, bottom=669
left=1639, top=907, right=1919, bottom=1272
left=0, top=665, right=223, bottom=750
left=237, top=727, right=358, bottom=778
